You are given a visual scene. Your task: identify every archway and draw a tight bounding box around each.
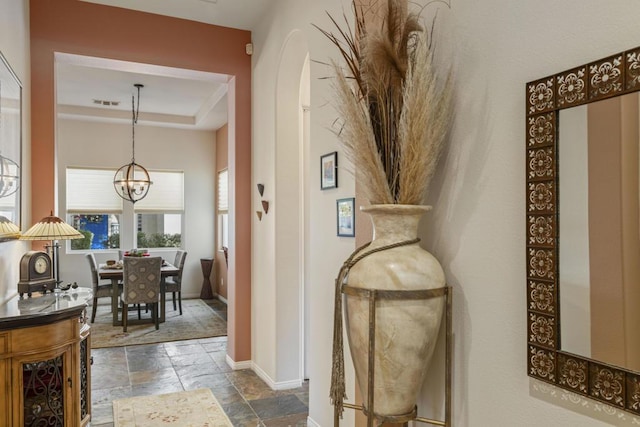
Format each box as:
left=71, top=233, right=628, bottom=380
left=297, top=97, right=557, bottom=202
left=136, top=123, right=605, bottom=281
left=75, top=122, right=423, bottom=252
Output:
left=274, top=29, right=310, bottom=383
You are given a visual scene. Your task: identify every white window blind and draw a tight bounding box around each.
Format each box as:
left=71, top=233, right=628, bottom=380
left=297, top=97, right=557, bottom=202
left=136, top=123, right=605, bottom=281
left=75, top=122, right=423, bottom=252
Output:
left=66, top=168, right=123, bottom=213
left=218, top=169, right=228, bottom=212
left=135, top=170, right=184, bottom=212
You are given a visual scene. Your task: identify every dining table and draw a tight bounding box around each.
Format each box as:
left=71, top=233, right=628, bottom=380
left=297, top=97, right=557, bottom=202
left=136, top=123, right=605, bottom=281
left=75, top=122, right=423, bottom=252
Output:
left=98, top=262, right=179, bottom=326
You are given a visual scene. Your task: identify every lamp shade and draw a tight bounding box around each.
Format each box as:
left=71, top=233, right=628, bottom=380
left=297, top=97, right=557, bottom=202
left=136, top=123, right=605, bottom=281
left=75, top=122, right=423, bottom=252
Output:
left=0, top=215, right=20, bottom=238
left=20, top=213, right=83, bottom=241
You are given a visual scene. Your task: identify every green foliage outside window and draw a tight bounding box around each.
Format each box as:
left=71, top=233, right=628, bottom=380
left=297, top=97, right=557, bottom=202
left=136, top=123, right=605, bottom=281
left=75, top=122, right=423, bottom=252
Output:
left=106, top=233, right=120, bottom=249
left=137, top=232, right=181, bottom=248
left=71, top=230, right=94, bottom=250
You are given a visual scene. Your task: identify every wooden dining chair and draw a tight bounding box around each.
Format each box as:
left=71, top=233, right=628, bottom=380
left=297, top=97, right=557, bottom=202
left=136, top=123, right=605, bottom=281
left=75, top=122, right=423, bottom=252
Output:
left=164, top=250, right=187, bottom=315
left=86, top=252, right=122, bottom=323
left=121, top=256, right=162, bottom=332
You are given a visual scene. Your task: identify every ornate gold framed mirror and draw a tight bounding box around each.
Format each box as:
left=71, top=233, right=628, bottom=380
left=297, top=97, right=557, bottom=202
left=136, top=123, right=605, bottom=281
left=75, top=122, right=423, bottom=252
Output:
left=526, top=46, right=640, bottom=413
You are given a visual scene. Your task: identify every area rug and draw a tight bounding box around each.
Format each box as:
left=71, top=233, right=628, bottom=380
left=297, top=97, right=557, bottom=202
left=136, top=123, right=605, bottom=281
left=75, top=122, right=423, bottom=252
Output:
left=113, top=388, right=232, bottom=426
left=91, top=299, right=227, bottom=348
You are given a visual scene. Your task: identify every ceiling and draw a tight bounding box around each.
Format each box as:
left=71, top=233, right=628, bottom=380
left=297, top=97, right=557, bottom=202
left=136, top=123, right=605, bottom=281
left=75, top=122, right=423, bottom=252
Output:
left=58, top=0, right=271, bottom=131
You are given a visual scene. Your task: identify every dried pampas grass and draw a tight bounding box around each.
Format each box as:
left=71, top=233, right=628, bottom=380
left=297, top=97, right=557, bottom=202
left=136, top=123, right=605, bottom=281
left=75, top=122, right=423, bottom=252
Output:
left=318, top=0, right=453, bottom=205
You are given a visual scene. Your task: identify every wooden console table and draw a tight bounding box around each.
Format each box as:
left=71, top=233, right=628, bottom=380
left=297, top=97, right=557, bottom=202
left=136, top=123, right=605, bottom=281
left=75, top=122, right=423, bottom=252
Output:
left=0, top=288, right=93, bottom=426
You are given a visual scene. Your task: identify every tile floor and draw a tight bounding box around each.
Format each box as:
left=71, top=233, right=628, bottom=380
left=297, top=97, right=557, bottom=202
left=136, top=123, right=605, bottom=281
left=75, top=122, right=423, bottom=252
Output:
left=90, top=300, right=309, bottom=426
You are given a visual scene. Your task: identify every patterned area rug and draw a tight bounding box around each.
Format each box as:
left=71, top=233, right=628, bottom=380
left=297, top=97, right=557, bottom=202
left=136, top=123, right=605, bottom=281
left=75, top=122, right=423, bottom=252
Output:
left=113, top=388, right=233, bottom=426
left=90, top=299, right=226, bottom=348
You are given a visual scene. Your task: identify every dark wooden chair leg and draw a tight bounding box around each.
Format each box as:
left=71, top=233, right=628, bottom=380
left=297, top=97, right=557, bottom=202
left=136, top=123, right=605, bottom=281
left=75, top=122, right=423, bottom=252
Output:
left=172, top=292, right=177, bottom=311
left=123, top=303, right=128, bottom=332
left=137, top=304, right=141, bottom=320
left=154, top=303, right=159, bottom=330
left=178, top=292, right=182, bottom=315
left=91, top=297, right=98, bottom=322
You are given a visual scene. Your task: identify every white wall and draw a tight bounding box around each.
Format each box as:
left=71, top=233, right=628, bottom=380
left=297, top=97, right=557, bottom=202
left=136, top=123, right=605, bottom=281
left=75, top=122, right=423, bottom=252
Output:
left=559, top=105, right=591, bottom=358
left=416, top=0, right=640, bottom=425
left=0, top=0, right=30, bottom=305
left=253, top=0, right=640, bottom=426
left=56, top=119, right=216, bottom=299
left=251, top=0, right=357, bottom=424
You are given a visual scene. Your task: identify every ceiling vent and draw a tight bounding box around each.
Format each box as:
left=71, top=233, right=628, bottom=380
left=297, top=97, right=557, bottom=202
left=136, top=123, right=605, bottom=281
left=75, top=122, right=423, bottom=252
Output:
left=93, top=99, right=120, bottom=107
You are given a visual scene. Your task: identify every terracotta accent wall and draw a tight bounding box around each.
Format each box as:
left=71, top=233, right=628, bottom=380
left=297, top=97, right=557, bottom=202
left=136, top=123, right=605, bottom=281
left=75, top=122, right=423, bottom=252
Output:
left=30, top=0, right=252, bottom=362
left=588, top=96, right=640, bottom=370
left=620, top=94, right=640, bottom=371
left=216, top=124, right=229, bottom=300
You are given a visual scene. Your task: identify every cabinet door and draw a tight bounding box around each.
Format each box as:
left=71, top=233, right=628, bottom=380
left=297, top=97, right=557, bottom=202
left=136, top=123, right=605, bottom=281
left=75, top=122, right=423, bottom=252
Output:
left=79, top=329, right=91, bottom=426
left=12, top=346, right=73, bottom=427
left=0, top=358, right=9, bottom=427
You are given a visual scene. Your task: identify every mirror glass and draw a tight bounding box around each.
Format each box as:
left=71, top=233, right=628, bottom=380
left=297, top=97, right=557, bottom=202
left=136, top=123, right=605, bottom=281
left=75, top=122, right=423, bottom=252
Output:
left=0, top=51, right=22, bottom=240
left=559, top=92, right=640, bottom=372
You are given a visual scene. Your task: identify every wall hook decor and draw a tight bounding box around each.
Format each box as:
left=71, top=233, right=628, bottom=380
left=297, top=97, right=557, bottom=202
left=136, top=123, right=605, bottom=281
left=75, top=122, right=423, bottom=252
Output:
left=256, top=211, right=263, bottom=221
left=261, top=200, right=269, bottom=214
left=257, top=183, right=264, bottom=197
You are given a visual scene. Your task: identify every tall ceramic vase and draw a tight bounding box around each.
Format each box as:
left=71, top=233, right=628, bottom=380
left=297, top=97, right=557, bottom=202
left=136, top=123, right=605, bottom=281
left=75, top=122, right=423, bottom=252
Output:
left=345, top=204, right=445, bottom=417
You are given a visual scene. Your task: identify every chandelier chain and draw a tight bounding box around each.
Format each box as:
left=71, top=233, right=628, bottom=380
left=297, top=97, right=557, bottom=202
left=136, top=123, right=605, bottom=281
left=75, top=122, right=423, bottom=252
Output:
left=131, top=84, right=141, bottom=163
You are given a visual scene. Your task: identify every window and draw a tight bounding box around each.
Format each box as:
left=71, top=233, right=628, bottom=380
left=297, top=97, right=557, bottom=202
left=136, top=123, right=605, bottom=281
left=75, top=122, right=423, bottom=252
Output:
left=66, top=168, right=122, bottom=250
left=135, top=171, right=184, bottom=248
left=66, top=168, right=184, bottom=250
left=217, top=169, right=228, bottom=249
left=137, top=213, right=182, bottom=248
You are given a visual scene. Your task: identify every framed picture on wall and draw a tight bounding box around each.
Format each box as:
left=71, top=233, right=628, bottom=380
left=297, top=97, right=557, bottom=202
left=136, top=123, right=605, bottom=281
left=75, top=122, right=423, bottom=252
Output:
left=336, top=197, right=355, bottom=237
left=320, top=151, right=338, bottom=190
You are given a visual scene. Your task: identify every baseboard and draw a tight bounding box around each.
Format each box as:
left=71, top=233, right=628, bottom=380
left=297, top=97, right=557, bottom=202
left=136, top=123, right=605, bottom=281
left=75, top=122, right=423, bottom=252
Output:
left=307, top=416, right=321, bottom=427
left=182, top=292, right=200, bottom=299
left=225, top=354, right=252, bottom=370
left=217, top=295, right=228, bottom=304
left=252, top=362, right=303, bottom=390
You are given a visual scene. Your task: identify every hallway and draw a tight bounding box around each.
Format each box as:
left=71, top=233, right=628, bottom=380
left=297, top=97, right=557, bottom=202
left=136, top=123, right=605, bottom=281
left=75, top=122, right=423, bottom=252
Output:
left=90, top=336, right=309, bottom=426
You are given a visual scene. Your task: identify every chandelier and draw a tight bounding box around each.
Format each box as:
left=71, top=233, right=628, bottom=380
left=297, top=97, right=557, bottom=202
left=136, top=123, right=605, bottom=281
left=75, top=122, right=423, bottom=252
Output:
left=0, top=153, right=19, bottom=198
left=113, top=84, right=152, bottom=203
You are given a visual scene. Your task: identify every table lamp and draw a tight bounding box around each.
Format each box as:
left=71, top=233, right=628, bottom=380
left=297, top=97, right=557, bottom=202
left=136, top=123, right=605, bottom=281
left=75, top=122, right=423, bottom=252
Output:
left=0, top=215, right=20, bottom=239
left=20, top=212, right=83, bottom=286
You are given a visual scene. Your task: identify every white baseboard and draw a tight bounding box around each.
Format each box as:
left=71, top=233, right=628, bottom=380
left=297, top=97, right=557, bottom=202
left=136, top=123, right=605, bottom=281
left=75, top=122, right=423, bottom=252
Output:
left=252, top=362, right=303, bottom=390
left=225, top=354, right=252, bottom=370
left=217, top=295, right=228, bottom=304
left=307, top=416, right=321, bottom=427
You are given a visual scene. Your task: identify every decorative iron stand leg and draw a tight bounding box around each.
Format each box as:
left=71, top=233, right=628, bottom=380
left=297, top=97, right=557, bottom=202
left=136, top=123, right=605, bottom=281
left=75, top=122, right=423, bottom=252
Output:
left=334, top=286, right=453, bottom=427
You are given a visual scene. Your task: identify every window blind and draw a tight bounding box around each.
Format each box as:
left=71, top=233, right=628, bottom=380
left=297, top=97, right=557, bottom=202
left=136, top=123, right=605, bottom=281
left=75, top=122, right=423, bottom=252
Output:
left=66, top=168, right=122, bottom=213
left=135, top=170, right=184, bottom=212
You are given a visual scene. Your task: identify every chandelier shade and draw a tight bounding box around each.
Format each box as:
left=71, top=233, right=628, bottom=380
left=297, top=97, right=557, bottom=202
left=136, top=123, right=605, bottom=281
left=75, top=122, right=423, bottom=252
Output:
left=0, top=215, right=19, bottom=238
left=113, top=83, right=152, bottom=203
left=114, top=161, right=151, bottom=202
left=0, top=153, right=19, bottom=198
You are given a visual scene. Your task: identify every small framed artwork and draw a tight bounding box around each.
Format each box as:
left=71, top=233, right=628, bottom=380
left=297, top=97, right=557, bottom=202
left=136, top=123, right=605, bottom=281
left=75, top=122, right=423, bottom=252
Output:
left=336, top=197, right=355, bottom=237
left=320, top=151, right=338, bottom=190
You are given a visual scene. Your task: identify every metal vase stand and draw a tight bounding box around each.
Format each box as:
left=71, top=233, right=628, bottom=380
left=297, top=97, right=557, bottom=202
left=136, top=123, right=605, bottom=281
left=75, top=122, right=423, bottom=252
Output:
left=335, top=285, right=453, bottom=427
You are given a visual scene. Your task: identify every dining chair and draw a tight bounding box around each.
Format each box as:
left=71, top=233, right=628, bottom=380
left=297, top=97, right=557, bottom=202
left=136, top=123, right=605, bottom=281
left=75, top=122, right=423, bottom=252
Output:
left=86, top=252, right=122, bottom=323
left=164, top=250, right=187, bottom=315
left=121, top=256, right=162, bottom=332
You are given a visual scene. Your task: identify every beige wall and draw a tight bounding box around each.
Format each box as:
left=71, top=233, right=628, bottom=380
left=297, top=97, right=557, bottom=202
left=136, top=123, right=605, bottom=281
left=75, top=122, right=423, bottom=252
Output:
left=55, top=119, right=216, bottom=300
